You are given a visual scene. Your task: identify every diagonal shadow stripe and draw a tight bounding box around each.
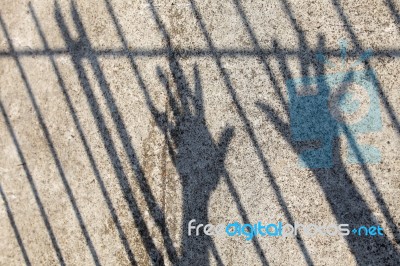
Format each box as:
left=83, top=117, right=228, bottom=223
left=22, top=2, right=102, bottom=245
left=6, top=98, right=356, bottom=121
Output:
left=0, top=14, right=101, bottom=266
left=331, top=0, right=400, bottom=137
left=0, top=181, right=32, bottom=266
left=0, top=99, right=65, bottom=265
left=330, top=0, right=400, bottom=244
left=54, top=1, right=167, bottom=263
left=187, top=0, right=315, bottom=264
left=27, top=3, right=137, bottom=265
left=257, top=32, right=400, bottom=263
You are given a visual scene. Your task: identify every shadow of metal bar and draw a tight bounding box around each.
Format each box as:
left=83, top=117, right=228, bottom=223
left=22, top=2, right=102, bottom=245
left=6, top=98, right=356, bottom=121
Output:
left=0, top=180, right=32, bottom=266
left=331, top=0, right=400, bottom=137
left=342, top=123, right=400, bottom=244
left=232, top=0, right=288, bottom=111
left=144, top=0, right=273, bottom=264
left=187, top=0, right=316, bottom=264
left=330, top=0, right=400, bottom=244
left=0, top=99, right=65, bottom=265
left=54, top=2, right=166, bottom=264
left=27, top=3, right=137, bottom=264
left=0, top=14, right=101, bottom=266
left=257, top=101, right=400, bottom=265
left=3, top=46, right=400, bottom=59
left=384, top=0, right=400, bottom=32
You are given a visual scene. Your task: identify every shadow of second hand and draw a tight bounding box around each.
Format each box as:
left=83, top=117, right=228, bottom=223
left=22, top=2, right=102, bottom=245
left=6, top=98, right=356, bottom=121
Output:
left=258, top=100, right=400, bottom=264
left=257, top=34, right=400, bottom=264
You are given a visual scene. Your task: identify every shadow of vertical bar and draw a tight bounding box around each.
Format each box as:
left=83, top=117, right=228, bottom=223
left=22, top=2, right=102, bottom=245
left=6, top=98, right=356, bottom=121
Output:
left=330, top=0, right=400, bottom=244
left=232, top=0, right=316, bottom=264
left=331, top=0, right=400, bottom=136
left=54, top=2, right=165, bottom=264
left=27, top=3, right=137, bottom=264
left=0, top=100, right=64, bottom=265
left=256, top=34, right=400, bottom=264
left=104, top=0, right=226, bottom=264
left=143, top=0, right=270, bottom=264
left=0, top=182, right=31, bottom=266
left=187, top=0, right=315, bottom=264
left=0, top=14, right=101, bottom=266
left=384, top=0, right=400, bottom=32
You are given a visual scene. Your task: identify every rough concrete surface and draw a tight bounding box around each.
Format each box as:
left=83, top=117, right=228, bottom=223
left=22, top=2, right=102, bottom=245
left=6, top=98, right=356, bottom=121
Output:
left=0, top=0, right=399, bottom=265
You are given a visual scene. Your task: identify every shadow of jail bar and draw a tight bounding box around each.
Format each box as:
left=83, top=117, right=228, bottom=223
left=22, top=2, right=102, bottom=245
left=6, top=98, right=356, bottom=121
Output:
left=0, top=13, right=101, bottom=266
left=0, top=175, right=31, bottom=265
left=54, top=1, right=168, bottom=264
left=256, top=31, right=400, bottom=264
left=28, top=3, right=138, bottom=265
left=0, top=0, right=399, bottom=265
left=188, top=0, right=317, bottom=264
left=330, top=0, right=400, bottom=136
left=102, top=0, right=271, bottom=264
left=329, top=0, right=400, bottom=245
left=279, top=0, right=400, bottom=251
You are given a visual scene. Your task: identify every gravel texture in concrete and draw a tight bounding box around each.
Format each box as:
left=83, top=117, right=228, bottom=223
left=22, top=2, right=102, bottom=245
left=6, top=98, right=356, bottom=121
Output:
left=0, top=0, right=399, bottom=265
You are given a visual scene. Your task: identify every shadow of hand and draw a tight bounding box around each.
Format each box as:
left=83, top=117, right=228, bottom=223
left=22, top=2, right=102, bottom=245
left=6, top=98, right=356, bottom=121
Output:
left=147, top=63, right=234, bottom=264
left=153, top=64, right=234, bottom=190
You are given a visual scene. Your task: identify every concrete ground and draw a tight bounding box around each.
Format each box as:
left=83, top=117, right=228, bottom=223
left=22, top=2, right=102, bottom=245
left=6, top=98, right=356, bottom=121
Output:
left=0, top=0, right=399, bottom=265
